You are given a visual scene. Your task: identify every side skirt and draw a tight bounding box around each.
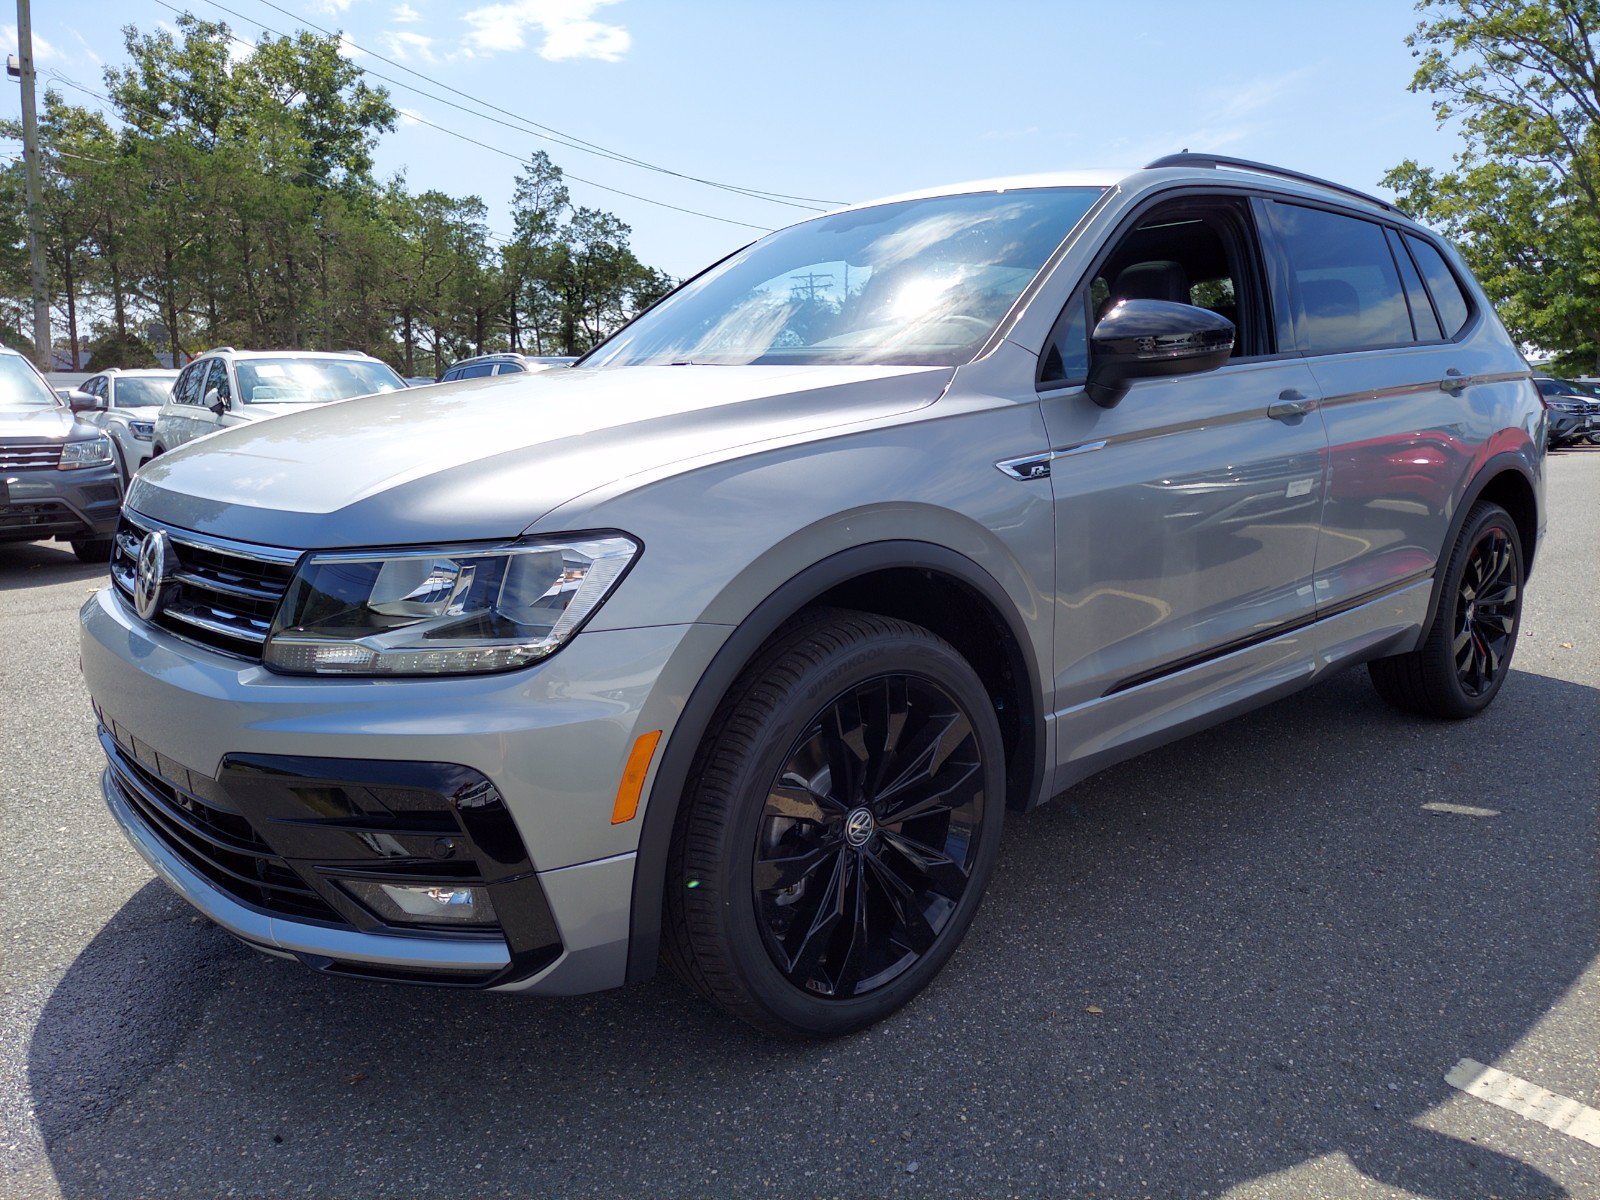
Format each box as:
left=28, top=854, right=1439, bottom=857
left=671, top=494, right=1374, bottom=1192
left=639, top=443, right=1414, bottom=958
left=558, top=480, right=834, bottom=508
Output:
left=1040, top=576, right=1432, bottom=802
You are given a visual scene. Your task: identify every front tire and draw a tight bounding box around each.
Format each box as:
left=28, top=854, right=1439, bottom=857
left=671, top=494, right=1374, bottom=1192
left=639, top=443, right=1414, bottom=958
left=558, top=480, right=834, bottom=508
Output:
left=1369, top=501, right=1523, bottom=718
left=71, top=537, right=115, bottom=563
left=665, top=609, right=1005, bottom=1037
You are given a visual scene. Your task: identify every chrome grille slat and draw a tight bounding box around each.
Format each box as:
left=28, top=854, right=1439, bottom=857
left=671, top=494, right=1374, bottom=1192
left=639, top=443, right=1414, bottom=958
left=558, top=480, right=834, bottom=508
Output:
left=111, top=512, right=297, bottom=661
left=0, top=444, right=63, bottom=470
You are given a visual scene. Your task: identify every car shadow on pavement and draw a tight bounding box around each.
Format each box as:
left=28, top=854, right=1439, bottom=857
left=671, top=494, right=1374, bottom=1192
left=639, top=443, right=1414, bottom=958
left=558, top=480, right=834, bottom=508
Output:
left=0, top=542, right=106, bottom=593
left=27, top=666, right=1599, bottom=1198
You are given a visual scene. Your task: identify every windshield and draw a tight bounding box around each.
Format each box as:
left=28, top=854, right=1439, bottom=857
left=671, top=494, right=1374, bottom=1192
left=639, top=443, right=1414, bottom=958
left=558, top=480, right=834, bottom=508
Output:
left=0, top=356, right=63, bottom=408
left=585, top=187, right=1104, bottom=368
left=236, top=358, right=405, bottom=405
left=115, top=377, right=174, bottom=407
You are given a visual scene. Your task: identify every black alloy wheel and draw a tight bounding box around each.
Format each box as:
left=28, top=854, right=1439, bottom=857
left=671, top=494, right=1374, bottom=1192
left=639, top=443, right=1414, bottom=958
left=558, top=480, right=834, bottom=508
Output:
left=752, top=674, right=985, bottom=1000
left=1369, top=500, right=1523, bottom=718
left=1453, top=526, right=1518, bottom=698
left=665, top=609, right=1005, bottom=1037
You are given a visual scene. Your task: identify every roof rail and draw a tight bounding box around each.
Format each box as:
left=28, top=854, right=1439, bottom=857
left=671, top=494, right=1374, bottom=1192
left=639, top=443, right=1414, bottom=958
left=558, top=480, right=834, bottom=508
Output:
left=1143, top=153, right=1398, bottom=213
left=201, top=346, right=236, bottom=355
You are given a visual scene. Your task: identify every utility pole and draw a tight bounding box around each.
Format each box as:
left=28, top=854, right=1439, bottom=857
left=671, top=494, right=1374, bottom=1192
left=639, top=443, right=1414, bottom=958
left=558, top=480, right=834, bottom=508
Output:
left=13, top=0, right=50, bottom=368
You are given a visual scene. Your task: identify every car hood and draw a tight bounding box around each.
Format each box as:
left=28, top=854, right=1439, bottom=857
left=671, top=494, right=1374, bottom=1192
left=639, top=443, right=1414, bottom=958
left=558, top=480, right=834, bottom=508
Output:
left=127, top=364, right=951, bottom=548
left=0, top=406, right=82, bottom=441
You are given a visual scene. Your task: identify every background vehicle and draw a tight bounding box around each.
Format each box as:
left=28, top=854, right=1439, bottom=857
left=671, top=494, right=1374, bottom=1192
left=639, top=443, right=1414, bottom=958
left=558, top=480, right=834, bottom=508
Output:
left=151, top=348, right=406, bottom=454
left=438, top=352, right=576, bottom=381
left=83, top=156, right=1544, bottom=1037
left=1533, top=377, right=1592, bottom=447
left=75, top=368, right=180, bottom=481
left=0, top=348, right=121, bottom=561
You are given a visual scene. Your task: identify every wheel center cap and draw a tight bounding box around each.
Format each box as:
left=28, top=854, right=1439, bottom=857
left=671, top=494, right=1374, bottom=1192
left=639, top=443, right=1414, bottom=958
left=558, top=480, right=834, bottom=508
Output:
left=844, top=807, right=875, bottom=848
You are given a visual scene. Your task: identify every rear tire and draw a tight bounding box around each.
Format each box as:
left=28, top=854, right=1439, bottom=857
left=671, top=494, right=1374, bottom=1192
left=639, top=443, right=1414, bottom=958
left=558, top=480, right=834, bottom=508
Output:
left=71, top=537, right=114, bottom=563
left=664, top=609, right=1005, bottom=1037
left=1369, top=501, right=1523, bottom=718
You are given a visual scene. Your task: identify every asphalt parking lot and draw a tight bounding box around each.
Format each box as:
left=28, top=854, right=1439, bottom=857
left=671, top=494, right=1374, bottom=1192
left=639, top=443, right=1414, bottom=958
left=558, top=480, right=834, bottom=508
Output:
left=2, top=449, right=1597, bottom=1200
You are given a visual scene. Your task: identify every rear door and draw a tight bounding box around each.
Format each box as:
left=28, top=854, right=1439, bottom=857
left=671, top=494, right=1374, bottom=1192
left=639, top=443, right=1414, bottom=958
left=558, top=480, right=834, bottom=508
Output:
left=1036, top=192, right=1327, bottom=709
left=1259, top=200, right=1472, bottom=613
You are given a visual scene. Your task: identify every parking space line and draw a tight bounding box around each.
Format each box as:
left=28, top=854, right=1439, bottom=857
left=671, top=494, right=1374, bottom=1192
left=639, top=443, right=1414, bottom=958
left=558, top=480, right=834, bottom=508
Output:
left=1446, top=1059, right=1600, bottom=1149
left=1421, top=802, right=1500, bottom=817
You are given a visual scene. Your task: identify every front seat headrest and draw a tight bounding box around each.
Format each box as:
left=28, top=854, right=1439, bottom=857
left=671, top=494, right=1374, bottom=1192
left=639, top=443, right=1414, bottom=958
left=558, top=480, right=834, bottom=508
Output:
left=1110, top=260, right=1191, bottom=305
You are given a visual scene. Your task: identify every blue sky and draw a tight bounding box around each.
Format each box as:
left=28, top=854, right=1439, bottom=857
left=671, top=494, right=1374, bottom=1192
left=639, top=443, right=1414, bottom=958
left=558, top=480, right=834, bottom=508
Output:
left=8, top=0, right=1456, bottom=278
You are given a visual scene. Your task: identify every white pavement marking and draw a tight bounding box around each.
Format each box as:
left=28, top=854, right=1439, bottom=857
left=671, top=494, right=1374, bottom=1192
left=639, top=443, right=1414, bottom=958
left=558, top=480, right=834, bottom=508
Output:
left=1446, top=1059, right=1600, bottom=1149
left=1421, top=802, right=1500, bottom=817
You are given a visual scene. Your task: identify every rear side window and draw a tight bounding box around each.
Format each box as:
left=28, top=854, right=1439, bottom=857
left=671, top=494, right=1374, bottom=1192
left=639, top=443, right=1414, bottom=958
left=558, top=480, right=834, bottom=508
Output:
left=1270, top=203, right=1413, bottom=354
left=495, top=362, right=527, bottom=374
left=447, top=363, right=495, bottom=380
left=174, top=363, right=204, bottom=406
left=1385, top=228, right=1442, bottom=341
left=1404, top=235, right=1472, bottom=338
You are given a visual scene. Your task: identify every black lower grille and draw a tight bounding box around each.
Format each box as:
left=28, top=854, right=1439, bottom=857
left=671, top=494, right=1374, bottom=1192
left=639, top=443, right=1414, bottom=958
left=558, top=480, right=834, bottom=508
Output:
left=102, top=729, right=341, bottom=923
left=0, top=500, right=73, bottom=533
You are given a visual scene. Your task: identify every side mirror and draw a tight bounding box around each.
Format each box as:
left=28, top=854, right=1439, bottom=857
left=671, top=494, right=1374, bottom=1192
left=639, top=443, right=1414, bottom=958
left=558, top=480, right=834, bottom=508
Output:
left=203, top=386, right=227, bottom=415
left=1085, top=299, right=1235, bottom=408
left=64, top=389, right=102, bottom=413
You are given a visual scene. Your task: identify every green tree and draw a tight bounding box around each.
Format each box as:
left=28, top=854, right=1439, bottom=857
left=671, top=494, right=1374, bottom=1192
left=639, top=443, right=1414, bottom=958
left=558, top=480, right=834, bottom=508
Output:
left=1384, top=0, right=1600, bottom=369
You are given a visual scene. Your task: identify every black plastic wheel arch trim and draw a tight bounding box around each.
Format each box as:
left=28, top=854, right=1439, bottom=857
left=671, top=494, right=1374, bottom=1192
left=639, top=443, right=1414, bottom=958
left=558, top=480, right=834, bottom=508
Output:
left=1417, top=451, right=1540, bottom=639
left=623, top=539, right=1045, bottom=985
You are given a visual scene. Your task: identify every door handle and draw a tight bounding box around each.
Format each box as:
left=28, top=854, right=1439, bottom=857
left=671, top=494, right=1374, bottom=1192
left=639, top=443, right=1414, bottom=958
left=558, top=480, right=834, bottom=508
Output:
left=1440, top=368, right=1467, bottom=395
left=1268, top=390, right=1317, bottom=421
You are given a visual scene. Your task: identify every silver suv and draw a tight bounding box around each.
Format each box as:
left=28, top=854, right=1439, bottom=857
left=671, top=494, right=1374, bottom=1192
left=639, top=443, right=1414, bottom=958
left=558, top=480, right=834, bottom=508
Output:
left=151, top=348, right=406, bottom=454
left=81, top=155, right=1545, bottom=1037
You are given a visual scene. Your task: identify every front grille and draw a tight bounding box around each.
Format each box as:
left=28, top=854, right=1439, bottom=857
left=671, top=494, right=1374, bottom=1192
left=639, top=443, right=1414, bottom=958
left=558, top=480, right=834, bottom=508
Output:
left=101, top=726, right=341, bottom=924
left=0, top=442, right=63, bottom=470
left=110, top=513, right=297, bottom=659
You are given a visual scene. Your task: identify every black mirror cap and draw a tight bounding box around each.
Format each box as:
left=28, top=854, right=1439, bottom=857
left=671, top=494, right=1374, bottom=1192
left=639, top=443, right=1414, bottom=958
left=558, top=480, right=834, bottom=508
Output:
left=1085, top=299, right=1235, bottom=408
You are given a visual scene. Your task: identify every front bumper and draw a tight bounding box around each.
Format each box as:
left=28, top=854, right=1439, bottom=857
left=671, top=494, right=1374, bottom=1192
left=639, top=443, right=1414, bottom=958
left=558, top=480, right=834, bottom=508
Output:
left=80, top=584, right=728, bottom=993
left=0, top=461, right=120, bottom=543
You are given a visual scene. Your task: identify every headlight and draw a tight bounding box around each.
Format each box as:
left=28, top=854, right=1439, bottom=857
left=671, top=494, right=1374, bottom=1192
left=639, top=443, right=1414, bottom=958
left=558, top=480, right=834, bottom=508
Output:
left=58, top=436, right=113, bottom=470
left=128, top=420, right=155, bottom=441
left=263, top=534, right=640, bottom=676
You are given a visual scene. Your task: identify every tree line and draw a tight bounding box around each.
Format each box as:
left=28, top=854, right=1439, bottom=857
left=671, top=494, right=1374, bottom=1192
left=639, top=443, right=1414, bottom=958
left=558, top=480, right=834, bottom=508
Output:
left=0, top=15, right=674, bottom=375
left=1385, top=0, right=1600, bottom=374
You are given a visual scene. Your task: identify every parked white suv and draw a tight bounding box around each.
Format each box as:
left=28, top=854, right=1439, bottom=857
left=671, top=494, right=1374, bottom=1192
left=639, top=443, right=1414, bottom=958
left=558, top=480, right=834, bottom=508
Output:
left=151, top=349, right=406, bottom=454
left=76, top=368, right=180, bottom=480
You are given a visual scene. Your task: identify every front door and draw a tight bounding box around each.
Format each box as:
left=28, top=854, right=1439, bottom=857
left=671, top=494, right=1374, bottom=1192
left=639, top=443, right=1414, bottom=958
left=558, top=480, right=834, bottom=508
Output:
left=1035, top=194, right=1328, bottom=713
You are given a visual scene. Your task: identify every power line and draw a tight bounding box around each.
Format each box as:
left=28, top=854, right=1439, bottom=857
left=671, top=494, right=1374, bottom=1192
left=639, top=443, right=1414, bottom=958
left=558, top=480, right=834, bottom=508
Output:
left=46, top=60, right=775, bottom=233
left=169, top=0, right=839, bottom=215
left=240, top=0, right=844, bottom=209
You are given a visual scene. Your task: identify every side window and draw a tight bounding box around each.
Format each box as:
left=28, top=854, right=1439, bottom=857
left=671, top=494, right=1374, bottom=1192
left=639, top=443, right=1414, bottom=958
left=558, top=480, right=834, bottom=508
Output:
left=1039, top=196, right=1267, bottom=387
left=454, top=363, right=496, bottom=379
left=1404, top=235, right=1472, bottom=338
left=495, top=362, right=527, bottom=374
left=1385, top=228, right=1442, bottom=341
left=208, top=359, right=232, bottom=404
left=1269, top=203, right=1414, bottom=354
left=173, top=363, right=202, bottom=406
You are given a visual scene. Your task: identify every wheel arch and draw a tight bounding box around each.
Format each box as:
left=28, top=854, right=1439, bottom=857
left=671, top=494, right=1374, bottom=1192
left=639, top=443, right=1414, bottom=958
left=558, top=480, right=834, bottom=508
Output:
left=625, top=540, right=1046, bottom=983
left=1420, top=452, right=1541, bottom=637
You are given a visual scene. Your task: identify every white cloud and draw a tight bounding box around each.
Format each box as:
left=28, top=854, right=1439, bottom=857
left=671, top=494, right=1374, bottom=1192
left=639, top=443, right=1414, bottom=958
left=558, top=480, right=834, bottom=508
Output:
left=380, top=28, right=437, bottom=63
left=3, top=24, right=57, bottom=61
left=391, top=3, right=422, bottom=23
left=70, top=29, right=103, bottom=66
left=336, top=32, right=365, bottom=60
left=396, top=105, right=425, bottom=126
left=459, top=0, right=630, bottom=62
left=225, top=34, right=255, bottom=65
left=311, top=0, right=356, bottom=13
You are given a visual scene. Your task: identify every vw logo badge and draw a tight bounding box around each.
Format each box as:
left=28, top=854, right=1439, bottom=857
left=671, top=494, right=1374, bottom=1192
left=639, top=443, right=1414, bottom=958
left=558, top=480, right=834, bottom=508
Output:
left=133, top=530, right=171, bottom=621
left=844, top=807, right=875, bottom=848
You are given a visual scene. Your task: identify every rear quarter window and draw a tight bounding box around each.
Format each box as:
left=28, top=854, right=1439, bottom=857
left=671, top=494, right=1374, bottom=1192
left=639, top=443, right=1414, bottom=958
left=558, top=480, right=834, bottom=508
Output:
left=1404, top=235, right=1472, bottom=338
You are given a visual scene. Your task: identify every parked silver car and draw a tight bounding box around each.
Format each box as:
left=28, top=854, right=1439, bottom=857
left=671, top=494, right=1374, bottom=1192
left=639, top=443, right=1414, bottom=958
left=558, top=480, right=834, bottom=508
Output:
left=151, top=348, right=406, bottom=454
left=75, top=368, right=180, bottom=480
left=81, top=155, right=1544, bottom=1036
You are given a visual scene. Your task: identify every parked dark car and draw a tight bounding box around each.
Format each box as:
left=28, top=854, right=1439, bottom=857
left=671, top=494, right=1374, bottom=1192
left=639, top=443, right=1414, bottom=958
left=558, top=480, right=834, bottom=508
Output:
left=0, top=349, right=121, bottom=561
left=1533, top=377, right=1595, bottom=447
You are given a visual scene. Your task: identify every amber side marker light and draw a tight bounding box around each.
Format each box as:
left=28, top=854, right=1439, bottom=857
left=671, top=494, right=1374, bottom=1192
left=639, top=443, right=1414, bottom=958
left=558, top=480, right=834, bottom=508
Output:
left=611, top=730, right=663, bottom=824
